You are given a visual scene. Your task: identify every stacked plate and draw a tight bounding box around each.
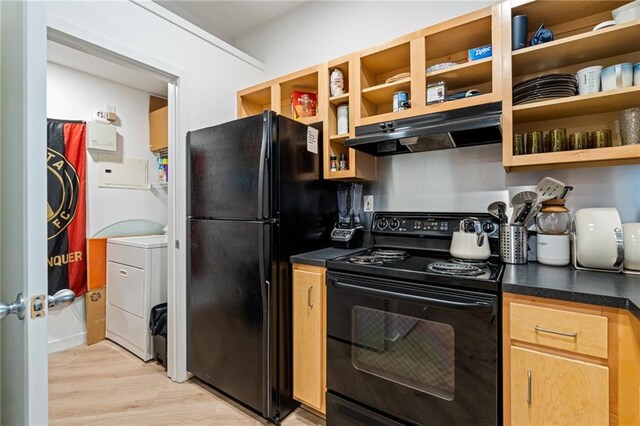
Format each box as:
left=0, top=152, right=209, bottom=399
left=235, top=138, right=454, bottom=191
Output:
left=513, top=74, right=577, bottom=105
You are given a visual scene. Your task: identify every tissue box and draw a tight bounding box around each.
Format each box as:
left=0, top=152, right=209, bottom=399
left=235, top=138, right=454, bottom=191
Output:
left=468, top=45, right=492, bottom=61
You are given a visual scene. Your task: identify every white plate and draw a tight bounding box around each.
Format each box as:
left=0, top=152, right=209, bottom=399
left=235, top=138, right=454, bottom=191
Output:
left=593, top=20, right=617, bottom=31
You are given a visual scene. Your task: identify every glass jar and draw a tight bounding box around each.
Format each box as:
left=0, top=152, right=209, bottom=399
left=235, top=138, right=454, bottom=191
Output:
left=535, top=199, right=571, bottom=235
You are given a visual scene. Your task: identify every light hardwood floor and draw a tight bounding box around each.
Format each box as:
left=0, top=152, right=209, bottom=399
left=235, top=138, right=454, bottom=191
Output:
left=49, top=341, right=325, bottom=425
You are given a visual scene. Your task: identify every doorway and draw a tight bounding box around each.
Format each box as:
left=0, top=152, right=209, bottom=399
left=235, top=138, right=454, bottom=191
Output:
left=45, top=27, right=186, bottom=385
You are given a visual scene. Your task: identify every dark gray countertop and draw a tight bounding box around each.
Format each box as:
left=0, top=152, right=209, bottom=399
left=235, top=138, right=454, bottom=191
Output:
left=503, top=263, right=640, bottom=319
left=290, top=246, right=368, bottom=267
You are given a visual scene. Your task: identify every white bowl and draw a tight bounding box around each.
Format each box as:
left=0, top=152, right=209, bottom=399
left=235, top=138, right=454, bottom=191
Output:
left=612, top=0, right=640, bottom=24
left=592, top=20, right=617, bottom=31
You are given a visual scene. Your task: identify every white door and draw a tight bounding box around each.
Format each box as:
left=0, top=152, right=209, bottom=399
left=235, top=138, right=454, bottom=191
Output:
left=0, top=2, right=49, bottom=424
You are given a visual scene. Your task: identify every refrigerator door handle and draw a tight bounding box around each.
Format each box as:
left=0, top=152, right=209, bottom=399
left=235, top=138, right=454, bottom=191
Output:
left=258, top=222, right=271, bottom=415
left=257, top=113, right=270, bottom=220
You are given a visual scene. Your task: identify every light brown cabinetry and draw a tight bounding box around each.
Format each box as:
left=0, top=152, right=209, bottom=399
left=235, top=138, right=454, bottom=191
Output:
left=501, top=0, right=640, bottom=172
left=511, top=346, right=609, bottom=425
left=149, top=96, right=168, bottom=153
left=292, top=263, right=326, bottom=415
left=504, top=293, right=640, bottom=426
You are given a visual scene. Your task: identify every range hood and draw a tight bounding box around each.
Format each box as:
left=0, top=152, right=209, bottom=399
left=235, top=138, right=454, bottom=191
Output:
left=345, top=102, right=502, bottom=156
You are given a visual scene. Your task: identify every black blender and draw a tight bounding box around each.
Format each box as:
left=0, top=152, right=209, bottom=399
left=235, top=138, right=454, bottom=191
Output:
left=330, top=183, right=363, bottom=249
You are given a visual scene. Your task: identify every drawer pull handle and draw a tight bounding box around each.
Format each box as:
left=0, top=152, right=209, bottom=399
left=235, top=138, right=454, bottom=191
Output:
left=527, top=370, right=532, bottom=404
left=307, top=286, right=313, bottom=308
left=534, top=324, right=577, bottom=338
left=119, top=270, right=128, bottom=277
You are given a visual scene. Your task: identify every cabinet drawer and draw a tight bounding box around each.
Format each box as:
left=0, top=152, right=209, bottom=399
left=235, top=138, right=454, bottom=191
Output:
left=510, top=303, right=608, bottom=359
left=107, top=261, right=145, bottom=318
left=107, top=242, right=146, bottom=269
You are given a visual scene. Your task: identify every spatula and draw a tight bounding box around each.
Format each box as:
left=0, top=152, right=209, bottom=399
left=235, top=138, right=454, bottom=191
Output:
left=535, top=177, right=566, bottom=203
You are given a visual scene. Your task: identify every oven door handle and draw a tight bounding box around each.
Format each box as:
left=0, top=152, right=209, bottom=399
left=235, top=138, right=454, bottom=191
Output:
left=328, top=279, right=494, bottom=312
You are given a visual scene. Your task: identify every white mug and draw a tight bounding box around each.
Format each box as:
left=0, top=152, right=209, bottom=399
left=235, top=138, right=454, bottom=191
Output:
left=634, top=62, right=640, bottom=86
left=602, top=63, right=633, bottom=91
left=577, top=66, right=602, bottom=95
left=623, top=223, right=640, bottom=271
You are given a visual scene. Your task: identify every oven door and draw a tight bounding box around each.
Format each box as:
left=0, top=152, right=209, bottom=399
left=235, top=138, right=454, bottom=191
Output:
left=326, top=271, right=499, bottom=426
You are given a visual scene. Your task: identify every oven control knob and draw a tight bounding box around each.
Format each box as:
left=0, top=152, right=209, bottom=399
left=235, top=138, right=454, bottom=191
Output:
left=389, top=219, right=400, bottom=230
left=377, top=218, right=388, bottom=230
left=482, top=221, right=496, bottom=234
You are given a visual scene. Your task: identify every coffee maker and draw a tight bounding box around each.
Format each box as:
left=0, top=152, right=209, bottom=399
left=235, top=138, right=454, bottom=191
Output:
left=331, top=183, right=363, bottom=249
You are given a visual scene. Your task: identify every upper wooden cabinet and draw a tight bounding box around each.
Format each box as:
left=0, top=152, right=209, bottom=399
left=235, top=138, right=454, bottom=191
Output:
left=149, top=95, right=168, bottom=153
left=238, top=0, right=640, bottom=175
left=501, top=0, right=640, bottom=172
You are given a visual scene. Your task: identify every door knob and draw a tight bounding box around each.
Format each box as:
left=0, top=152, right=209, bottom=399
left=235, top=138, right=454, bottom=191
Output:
left=0, top=293, right=26, bottom=321
left=48, top=289, right=75, bottom=310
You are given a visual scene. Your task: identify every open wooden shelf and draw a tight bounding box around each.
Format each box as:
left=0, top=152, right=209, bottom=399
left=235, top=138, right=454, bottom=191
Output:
left=295, top=115, right=322, bottom=125
left=238, top=85, right=271, bottom=117
left=329, top=93, right=349, bottom=106
left=329, top=134, right=349, bottom=142
left=361, top=78, right=412, bottom=105
left=360, top=41, right=411, bottom=90
left=425, top=13, right=492, bottom=66
left=506, top=144, right=640, bottom=172
left=512, top=19, right=640, bottom=77
left=426, top=58, right=493, bottom=91
left=424, top=93, right=496, bottom=114
left=512, top=86, right=640, bottom=123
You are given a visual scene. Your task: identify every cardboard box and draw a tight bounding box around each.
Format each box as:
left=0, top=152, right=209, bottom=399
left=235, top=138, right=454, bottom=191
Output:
left=85, top=287, right=106, bottom=345
left=87, top=238, right=107, bottom=290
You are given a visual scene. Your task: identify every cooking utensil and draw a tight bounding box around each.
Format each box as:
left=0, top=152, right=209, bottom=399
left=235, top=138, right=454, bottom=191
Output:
left=510, top=191, right=537, bottom=224
left=559, top=186, right=573, bottom=199
left=514, top=199, right=534, bottom=225
left=535, top=177, right=566, bottom=203
left=488, top=201, right=506, bottom=223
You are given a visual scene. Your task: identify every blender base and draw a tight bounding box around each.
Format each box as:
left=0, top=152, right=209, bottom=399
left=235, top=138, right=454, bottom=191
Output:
left=330, top=226, right=363, bottom=249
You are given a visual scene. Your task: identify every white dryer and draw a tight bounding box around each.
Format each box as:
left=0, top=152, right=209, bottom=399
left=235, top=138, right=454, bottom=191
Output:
left=106, top=234, right=167, bottom=361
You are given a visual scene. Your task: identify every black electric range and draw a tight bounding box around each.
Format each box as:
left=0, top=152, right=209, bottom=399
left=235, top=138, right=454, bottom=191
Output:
left=326, top=212, right=504, bottom=292
left=325, top=212, right=503, bottom=426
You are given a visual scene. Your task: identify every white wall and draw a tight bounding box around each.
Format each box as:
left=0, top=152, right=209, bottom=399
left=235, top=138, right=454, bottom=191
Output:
left=45, top=1, right=265, bottom=355
left=235, top=1, right=497, bottom=79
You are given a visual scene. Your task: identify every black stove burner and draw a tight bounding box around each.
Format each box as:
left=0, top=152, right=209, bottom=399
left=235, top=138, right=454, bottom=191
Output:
left=427, top=262, right=484, bottom=276
left=450, top=258, right=489, bottom=268
left=370, top=249, right=410, bottom=261
left=348, top=255, right=386, bottom=265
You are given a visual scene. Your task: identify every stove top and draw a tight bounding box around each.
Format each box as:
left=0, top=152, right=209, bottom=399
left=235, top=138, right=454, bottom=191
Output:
left=326, top=212, right=504, bottom=293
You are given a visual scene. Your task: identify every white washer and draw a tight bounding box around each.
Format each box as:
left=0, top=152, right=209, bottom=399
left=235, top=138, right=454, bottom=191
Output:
left=106, top=234, right=167, bottom=361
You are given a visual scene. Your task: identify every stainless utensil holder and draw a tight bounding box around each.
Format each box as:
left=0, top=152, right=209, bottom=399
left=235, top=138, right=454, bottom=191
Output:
left=500, top=225, right=528, bottom=264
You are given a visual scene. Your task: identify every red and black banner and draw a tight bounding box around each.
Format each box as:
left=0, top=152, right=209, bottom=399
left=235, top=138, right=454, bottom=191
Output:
left=47, top=119, right=87, bottom=297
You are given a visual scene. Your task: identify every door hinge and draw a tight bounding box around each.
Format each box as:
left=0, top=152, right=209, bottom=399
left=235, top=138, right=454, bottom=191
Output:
left=175, top=239, right=180, bottom=249
left=31, top=295, right=46, bottom=319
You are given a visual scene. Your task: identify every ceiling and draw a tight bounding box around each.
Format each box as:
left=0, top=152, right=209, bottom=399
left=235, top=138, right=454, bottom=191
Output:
left=153, top=1, right=308, bottom=45
left=47, top=41, right=169, bottom=97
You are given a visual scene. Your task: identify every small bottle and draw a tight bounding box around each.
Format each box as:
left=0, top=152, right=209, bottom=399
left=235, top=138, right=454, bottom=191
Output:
left=330, top=155, right=337, bottom=172
left=339, top=153, right=348, bottom=171
left=330, top=68, right=344, bottom=97
left=157, top=158, right=166, bottom=183
left=162, top=158, right=169, bottom=182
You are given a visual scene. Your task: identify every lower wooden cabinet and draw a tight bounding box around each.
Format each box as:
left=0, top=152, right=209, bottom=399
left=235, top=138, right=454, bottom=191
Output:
left=292, top=263, right=327, bottom=414
left=504, top=293, right=640, bottom=426
left=510, top=346, right=609, bottom=425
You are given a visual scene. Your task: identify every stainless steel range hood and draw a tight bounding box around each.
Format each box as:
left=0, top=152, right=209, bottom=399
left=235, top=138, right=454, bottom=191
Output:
left=345, top=102, right=502, bottom=156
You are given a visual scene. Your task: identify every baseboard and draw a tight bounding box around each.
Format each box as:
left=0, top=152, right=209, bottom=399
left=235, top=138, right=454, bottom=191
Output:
left=48, top=332, right=87, bottom=354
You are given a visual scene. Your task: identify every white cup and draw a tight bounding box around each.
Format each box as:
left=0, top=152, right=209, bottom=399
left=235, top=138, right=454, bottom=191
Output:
left=602, top=63, right=633, bottom=91
left=577, top=66, right=602, bottom=95
left=537, top=234, right=570, bottom=266
left=337, top=104, right=349, bottom=135
left=623, top=223, right=640, bottom=271
left=634, top=62, right=640, bottom=86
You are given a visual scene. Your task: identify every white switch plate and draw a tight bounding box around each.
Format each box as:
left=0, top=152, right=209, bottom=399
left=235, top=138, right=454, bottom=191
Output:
left=364, top=195, right=374, bottom=212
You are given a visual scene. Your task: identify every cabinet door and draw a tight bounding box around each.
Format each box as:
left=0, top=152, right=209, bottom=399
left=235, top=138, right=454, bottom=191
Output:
left=149, top=106, right=168, bottom=152
left=293, top=266, right=326, bottom=413
left=511, top=346, right=609, bottom=426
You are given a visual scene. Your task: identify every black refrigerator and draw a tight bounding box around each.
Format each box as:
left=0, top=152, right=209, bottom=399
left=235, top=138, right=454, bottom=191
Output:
left=186, top=111, right=336, bottom=423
